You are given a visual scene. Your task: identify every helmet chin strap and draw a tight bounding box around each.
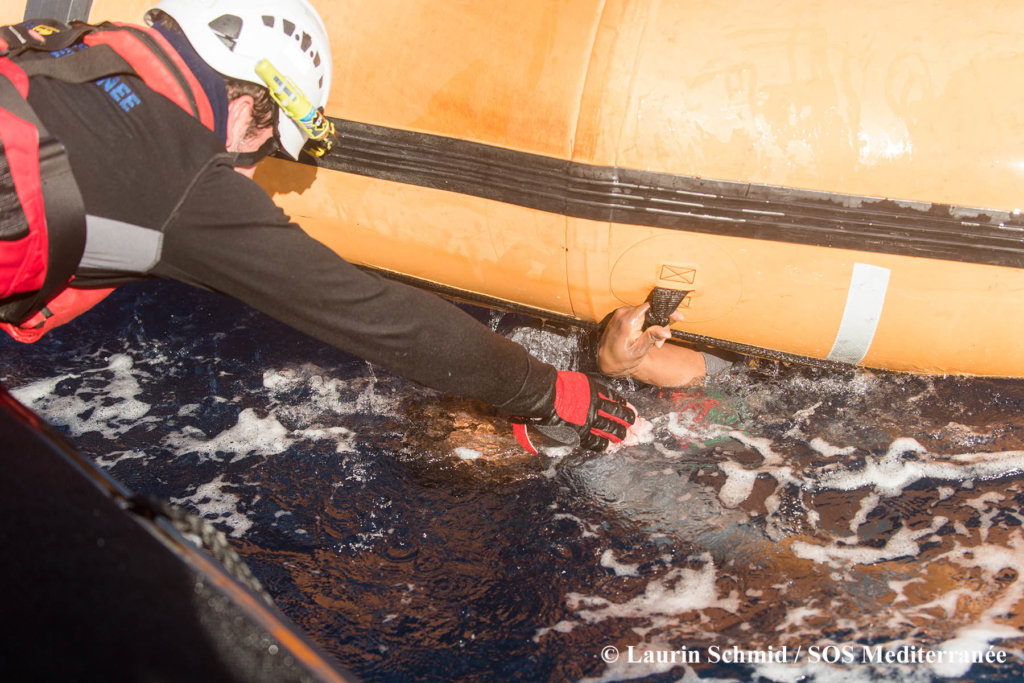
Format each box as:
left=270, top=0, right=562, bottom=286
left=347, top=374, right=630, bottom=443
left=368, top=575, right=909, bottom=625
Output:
left=228, top=135, right=279, bottom=167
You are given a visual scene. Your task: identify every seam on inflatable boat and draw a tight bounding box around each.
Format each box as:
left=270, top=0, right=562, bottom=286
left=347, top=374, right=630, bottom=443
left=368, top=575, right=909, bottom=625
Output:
left=569, top=0, right=607, bottom=163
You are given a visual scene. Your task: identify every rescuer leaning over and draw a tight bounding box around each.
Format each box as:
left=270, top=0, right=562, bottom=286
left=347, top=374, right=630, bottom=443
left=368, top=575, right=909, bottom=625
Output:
left=0, top=0, right=714, bottom=455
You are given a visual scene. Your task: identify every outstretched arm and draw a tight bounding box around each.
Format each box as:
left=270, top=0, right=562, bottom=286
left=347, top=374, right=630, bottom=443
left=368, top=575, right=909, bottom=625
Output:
left=154, top=162, right=563, bottom=416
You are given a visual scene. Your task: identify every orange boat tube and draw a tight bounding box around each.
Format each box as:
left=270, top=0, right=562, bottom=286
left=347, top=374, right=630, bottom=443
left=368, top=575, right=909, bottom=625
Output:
left=11, top=0, right=1024, bottom=376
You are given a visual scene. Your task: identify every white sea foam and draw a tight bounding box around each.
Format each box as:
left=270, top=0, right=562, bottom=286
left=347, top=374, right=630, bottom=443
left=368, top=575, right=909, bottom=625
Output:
left=262, top=368, right=302, bottom=392
left=171, top=474, right=253, bottom=538
left=567, top=554, right=739, bottom=623
left=845, top=492, right=881, bottom=538
left=10, top=373, right=73, bottom=406
left=942, top=532, right=1024, bottom=618
left=963, top=492, right=1005, bottom=542
left=784, top=401, right=822, bottom=439
left=887, top=579, right=922, bottom=605
left=774, top=606, right=822, bottom=634
left=93, top=448, right=151, bottom=469
left=177, top=403, right=200, bottom=417
left=808, top=438, right=856, bottom=458
left=454, top=447, right=482, bottom=461
left=653, top=442, right=686, bottom=459
left=814, top=446, right=1024, bottom=497
left=294, top=426, right=358, bottom=454
left=600, top=549, right=640, bottom=577
left=717, top=460, right=762, bottom=509
left=11, top=354, right=154, bottom=438
left=791, top=517, right=947, bottom=567
left=906, top=588, right=974, bottom=620
left=532, top=620, right=576, bottom=642
left=713, top=455, right=798, bottom=513
left=264, top=366, right=398, bottom=418
left=540, top=445, right=574, bottom=458
left=665, top=411, right=725, bottom=443
left=706, top=424, right=1024, bottom=515
left=727, top=431, right=784, bottom=465
left=752, top=659, right=929, bottom=683
left=164, top=408, right=291, bottom=461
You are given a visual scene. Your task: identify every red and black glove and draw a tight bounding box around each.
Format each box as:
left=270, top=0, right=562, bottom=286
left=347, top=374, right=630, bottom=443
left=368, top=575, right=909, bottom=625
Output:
left=510, top=371, right=636, bottom=454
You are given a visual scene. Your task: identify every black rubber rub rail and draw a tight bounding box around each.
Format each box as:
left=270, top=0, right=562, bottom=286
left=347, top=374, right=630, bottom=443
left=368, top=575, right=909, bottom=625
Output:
left=359, top=265, right=861, bottom=373
left=305, top=118, right=1024, bottom=269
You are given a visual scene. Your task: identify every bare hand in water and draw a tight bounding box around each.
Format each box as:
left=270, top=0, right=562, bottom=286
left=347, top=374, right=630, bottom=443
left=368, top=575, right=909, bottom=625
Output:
left=598, top=303, right=681, bottom=377
left=598, top=303, right=706, bottom=387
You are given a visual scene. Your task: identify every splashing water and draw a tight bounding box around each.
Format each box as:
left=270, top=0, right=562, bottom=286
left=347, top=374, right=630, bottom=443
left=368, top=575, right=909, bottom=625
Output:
left=2, top=280, right=1022, bottom=682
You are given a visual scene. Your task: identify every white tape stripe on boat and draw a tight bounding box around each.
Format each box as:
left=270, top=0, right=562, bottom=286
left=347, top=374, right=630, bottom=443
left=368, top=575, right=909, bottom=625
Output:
left=826, top=263, right=891, bottom=365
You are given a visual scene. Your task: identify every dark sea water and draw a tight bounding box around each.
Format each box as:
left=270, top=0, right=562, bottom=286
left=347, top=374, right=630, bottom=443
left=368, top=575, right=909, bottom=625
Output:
left=3, top=280, right=1023, bottom=682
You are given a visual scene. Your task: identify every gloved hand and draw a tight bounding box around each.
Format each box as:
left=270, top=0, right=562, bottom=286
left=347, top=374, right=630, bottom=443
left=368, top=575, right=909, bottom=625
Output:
left=510, top=371, right=636, bottom=454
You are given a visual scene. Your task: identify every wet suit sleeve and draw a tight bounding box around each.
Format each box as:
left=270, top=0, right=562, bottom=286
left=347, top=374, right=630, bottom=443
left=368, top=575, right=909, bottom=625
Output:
left=151, top=159, right=558, bottom=416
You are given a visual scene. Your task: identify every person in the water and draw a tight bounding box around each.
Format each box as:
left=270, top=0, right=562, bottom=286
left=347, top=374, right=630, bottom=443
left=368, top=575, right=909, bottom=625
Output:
left=0, top=0, right=710, bottom=453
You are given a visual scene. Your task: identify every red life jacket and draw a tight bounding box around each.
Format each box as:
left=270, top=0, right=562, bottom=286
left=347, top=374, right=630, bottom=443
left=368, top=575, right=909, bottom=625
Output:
left=0, top=18, right=214, bottom=343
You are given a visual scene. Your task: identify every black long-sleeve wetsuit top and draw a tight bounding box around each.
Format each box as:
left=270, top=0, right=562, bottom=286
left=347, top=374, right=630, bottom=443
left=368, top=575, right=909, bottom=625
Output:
left=24, top=31, right=559, bottom=418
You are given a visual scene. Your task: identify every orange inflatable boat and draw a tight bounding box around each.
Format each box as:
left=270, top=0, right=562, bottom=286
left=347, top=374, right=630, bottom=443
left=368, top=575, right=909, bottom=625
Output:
left=10, top=0, right=1024, bottom=377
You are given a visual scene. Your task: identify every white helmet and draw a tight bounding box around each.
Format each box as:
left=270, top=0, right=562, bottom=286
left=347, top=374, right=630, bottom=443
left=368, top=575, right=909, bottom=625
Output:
left=146, top=0, right=333, bottom=160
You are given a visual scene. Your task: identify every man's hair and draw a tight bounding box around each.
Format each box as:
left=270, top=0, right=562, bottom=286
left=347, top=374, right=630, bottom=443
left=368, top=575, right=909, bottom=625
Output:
left=224, top=78, right=276, bottom=134
left=149, top=11, right=276, bottom=136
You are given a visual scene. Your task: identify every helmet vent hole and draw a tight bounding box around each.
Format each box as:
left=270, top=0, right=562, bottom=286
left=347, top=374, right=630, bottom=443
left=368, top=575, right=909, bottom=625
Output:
left=208, top=14, right=243, bottom=50
left=262, top=15, right=274, bottom=28
left=313, top=53, right=321, bottom=67
left=282, top=19, right=295, bottom=36
left=301, top=32, right=312, bottom=52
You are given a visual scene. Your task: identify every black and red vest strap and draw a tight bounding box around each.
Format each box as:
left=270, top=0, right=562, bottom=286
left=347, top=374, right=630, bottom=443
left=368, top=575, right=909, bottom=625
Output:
left=0, top=73, right=87, bottom=326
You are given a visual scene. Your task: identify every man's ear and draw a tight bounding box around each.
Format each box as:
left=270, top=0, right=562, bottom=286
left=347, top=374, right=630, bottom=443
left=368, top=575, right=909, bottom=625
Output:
left=225, top=95, right=255, bottom=151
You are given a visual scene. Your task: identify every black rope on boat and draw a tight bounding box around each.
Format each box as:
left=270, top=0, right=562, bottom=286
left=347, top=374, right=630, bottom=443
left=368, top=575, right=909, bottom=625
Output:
left=127, top=495, right=275, bottom=606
